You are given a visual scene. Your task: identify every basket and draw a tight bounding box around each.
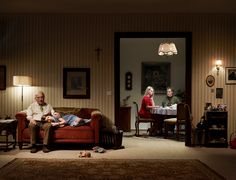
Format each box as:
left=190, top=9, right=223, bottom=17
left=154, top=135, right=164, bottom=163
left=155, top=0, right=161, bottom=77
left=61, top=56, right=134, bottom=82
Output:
left=100, top=128, right=124, bottom=149
left=230, top=131, right=236, bottom=149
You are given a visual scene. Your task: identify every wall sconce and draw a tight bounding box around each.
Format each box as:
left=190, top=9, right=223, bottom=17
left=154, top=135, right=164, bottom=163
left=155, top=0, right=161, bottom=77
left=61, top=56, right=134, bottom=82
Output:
left=215, top=60, right=222, bottom=75
left=13, top=76, right=32, bottom=110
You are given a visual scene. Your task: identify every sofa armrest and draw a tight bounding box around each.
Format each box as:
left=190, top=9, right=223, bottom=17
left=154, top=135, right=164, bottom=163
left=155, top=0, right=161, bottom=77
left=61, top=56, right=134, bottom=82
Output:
left=15, top=112, right=28, bottom=144
left=90, top=110, right=102, bottom=144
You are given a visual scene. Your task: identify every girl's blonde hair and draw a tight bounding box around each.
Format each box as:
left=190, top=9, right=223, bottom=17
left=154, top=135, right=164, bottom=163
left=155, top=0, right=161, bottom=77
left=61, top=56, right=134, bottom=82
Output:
left=144, top=86, right=154, bottom=96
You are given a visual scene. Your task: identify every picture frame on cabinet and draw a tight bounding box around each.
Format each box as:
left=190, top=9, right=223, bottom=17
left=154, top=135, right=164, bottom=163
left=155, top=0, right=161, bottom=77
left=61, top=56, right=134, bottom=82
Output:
left=206, top=75, right=215, bottom=87
left=225, top=67, right=236, bottom=84
left=0, top=65, right=6, bottom=90
left=63, top=68, right=90, bottom=99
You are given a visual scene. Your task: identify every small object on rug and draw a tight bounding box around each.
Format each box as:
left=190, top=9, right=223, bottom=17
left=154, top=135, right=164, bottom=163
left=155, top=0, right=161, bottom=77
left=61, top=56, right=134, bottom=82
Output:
left=79, top=151, right=91, bottom=158
left=92, top=146, right=106, bottom=153
left=92, top=146, right=100, bottom=152
left=0, top=158, right=225, bottom=180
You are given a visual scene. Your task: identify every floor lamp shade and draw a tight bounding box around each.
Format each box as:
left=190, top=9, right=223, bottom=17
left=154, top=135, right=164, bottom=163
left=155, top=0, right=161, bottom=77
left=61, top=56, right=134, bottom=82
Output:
left=13, top=76, right=32, bottom=110
left=13, top=76, right=32, bottom=86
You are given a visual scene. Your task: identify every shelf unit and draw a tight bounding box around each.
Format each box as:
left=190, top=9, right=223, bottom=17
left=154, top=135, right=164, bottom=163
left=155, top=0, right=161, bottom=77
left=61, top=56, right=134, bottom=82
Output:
left=205, top=111, right=228, bottom=147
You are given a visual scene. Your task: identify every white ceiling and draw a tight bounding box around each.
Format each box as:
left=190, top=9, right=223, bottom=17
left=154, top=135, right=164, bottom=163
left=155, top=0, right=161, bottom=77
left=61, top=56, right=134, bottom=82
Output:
left=1, top=0, right=236, bottom=14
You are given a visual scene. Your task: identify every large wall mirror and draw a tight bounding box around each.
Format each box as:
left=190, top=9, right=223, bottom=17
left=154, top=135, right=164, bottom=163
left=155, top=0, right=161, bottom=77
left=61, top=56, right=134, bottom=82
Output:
left=114, top=32, right=192, bottom=141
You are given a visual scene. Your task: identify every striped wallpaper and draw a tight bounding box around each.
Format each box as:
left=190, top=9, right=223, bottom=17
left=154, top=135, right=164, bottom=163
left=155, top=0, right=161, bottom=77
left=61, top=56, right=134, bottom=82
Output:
left=0, top=14, right=236, bottom=138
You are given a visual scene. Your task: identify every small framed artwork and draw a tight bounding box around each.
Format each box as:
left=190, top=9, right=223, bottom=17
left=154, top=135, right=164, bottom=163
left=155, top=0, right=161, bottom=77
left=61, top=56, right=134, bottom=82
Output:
left=206, top=75, right=215, bottom=87
left=0, top=65, right=6, bottom=90
left=225, top=67, right=236, bottom=84
left=216, top=88, right=223, bottom=99
left=63, top=68, right=90, bottom=99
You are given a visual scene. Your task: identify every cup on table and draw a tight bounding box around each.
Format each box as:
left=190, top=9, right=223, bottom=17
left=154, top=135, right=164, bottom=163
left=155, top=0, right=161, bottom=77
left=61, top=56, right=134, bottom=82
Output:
left=162, top=102, right=165, bottom=108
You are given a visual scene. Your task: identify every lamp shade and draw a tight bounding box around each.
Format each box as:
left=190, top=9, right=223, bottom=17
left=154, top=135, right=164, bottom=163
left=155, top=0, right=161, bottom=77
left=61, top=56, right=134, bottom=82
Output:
left=13, top=76, right=32, bottom=86
left=216, top=60, right=222, bottom=66
left=169, top=43, right=178, bottom=55
left=158, top=42, right=178, bottom=56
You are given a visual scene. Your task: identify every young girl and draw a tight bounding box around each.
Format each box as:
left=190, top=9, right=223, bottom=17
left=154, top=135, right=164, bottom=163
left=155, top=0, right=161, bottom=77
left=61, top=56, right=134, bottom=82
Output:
left=45, top=112, right=91, bottom=127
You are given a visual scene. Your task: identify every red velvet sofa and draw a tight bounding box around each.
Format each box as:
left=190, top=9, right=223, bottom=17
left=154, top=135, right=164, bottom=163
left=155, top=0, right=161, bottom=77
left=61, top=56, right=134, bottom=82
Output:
left=16, top=107, right=102, bottom=149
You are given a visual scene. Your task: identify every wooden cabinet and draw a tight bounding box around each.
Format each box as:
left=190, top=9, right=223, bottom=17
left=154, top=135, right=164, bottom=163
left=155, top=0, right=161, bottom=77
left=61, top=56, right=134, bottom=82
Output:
left=119, top=106, right=131, bottom=132
left=205, top=111, right=228, bottom=147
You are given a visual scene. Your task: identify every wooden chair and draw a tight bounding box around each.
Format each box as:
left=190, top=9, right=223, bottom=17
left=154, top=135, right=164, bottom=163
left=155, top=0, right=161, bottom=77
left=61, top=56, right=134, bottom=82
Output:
left=164, top=103, right=191, bottom=140
left=133, top=101, right=155, bottom=136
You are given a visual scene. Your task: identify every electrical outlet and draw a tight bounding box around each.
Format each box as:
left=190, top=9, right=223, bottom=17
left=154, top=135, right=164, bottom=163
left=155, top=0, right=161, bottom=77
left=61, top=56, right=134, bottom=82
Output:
left=106, top=91, right=112, bottom=96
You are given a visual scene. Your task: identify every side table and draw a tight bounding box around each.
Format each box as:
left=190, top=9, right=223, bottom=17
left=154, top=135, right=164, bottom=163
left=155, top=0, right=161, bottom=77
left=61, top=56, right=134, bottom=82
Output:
left=119, top=106, right=131, bottom=132
left=0, top=119, right=18, bottom=151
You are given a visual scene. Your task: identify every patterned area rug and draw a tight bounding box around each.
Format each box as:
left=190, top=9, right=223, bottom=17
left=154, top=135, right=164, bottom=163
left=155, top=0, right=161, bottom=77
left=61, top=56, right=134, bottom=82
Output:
left=0, top=158, right=225, bottom=180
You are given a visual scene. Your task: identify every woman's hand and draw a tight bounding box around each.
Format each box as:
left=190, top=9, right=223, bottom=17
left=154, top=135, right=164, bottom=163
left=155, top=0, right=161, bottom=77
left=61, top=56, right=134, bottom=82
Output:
left=29, top=119, right=36, bottom=125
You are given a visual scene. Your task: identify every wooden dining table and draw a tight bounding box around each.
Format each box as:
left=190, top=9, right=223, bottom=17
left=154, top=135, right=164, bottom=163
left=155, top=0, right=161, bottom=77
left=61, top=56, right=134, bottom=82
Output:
left=150, top=106, right=177, bottom=136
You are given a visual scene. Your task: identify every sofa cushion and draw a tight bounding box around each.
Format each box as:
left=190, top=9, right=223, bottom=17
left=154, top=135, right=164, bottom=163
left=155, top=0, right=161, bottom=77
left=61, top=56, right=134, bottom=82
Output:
left=54, top=126, right=93, bottom=139
left=77, top=108, right=100, bottom=119
left=22, top=126, right=93, bottom=140
left=53, top=107, right=79, bottom=117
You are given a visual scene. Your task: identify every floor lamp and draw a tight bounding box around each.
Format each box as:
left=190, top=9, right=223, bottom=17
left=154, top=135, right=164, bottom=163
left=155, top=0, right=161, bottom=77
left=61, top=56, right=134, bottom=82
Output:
left=13, top=76, right=32, bottom=110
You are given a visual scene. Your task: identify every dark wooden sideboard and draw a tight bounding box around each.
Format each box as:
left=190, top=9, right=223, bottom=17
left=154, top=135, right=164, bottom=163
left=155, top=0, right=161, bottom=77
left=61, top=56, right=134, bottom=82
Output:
left=118, top=106, right=131, bottom=132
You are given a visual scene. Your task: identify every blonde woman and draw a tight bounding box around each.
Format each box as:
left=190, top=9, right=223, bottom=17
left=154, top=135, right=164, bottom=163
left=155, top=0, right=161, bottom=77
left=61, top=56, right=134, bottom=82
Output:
left=138, top=86, right=157, bottom=118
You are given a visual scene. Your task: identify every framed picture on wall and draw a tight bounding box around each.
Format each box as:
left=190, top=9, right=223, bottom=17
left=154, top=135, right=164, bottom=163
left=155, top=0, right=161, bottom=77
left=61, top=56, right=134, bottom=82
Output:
left=225, top=67, right=236, bottom=84
left=206, top=75, right=215, bottom=87
left=141, top=62, right=170, bottom=94
left=0, top=65, right=6, bottom=90
left=63, top=68, right=90, bottom=99
left=216, top=88, right=223, bottom=98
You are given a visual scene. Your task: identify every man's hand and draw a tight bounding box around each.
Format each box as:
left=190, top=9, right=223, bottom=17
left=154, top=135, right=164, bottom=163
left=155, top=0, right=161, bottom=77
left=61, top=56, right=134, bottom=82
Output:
left=41, top=115, right=46, bottom=121
left=29, top=119, right=36, bottom=125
